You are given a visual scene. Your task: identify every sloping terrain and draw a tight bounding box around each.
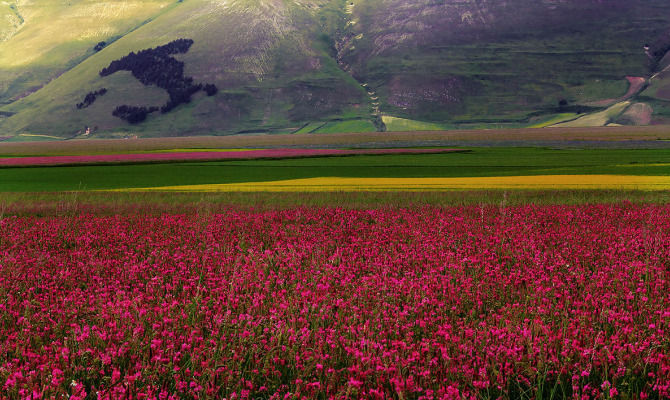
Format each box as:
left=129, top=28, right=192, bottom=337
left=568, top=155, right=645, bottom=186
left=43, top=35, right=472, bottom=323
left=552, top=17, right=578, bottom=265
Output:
left=0, top=0, right=176, bottom=104
left=339, top=0, right=670, bottom=123
left=0, top=1, right=23, bottom=42
left=1, top=0, right=670, bottom=138
left=0, top=0, right=368, bottom=137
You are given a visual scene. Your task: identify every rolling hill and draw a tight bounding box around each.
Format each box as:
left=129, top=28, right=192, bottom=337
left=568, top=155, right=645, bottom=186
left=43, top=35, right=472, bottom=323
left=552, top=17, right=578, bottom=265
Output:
left=1, top=0, right=670, bottom=139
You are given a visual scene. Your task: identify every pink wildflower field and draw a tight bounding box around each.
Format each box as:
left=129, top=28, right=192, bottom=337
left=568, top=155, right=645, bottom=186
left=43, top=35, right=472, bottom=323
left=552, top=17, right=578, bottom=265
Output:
left=0, top=204, right=669, bottom=399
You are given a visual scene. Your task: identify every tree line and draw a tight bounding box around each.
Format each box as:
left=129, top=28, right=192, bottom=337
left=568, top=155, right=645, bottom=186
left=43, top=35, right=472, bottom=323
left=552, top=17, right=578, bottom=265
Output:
left=112, top=105, right=159, bottom=124
left=76, top=88, right=107, bottom=109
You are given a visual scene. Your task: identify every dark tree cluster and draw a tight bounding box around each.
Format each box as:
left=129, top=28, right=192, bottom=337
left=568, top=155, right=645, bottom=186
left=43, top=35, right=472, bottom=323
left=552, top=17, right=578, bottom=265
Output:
left=99, top=39, right=217, bottom=123
left=112, top=105, right=158, bottom=124
left=76, top=88, right=107, bottom=109
left=94, top=41, right=107, bottom=52
left=203, top=83, right=218, bottom=96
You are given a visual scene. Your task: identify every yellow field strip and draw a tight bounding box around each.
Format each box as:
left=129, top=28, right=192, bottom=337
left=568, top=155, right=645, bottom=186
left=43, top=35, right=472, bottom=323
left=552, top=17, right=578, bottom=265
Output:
left=114, top=175, right=670, bottom=192
left=18, top=133, right=65, bottom=140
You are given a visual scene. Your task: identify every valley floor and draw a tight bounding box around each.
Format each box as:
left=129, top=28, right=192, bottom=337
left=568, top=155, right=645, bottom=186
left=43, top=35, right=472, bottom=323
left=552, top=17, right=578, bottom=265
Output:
left=1, top=128, right=669, bottom=399
left=1, top=127, right=670, bottom=193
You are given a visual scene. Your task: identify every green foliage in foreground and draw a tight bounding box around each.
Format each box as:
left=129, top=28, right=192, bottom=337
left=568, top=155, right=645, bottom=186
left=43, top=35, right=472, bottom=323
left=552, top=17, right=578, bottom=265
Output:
left=0, top=147, right=669, bottom=192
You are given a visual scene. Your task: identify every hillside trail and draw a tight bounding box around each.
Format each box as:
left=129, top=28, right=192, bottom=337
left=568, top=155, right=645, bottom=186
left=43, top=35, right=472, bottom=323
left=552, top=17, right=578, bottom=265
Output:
left=590, top=48, right=670, bottom=107
left=336, top=1, right=386, bottom=131
left=650, top=59, right=670, bottom=82
left=556, top=49, right=670, bottom=127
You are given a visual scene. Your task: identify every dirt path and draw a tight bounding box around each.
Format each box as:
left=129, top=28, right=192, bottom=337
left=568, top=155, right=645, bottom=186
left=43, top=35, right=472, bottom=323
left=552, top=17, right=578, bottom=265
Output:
left=336, top=2, right=385, bottom=131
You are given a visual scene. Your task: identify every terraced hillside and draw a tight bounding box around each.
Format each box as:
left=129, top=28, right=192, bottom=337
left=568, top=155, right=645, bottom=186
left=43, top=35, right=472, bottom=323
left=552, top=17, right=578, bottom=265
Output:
left=1, top=0, right=670, bottom=138
left=339, top=0, right=670, bottom=124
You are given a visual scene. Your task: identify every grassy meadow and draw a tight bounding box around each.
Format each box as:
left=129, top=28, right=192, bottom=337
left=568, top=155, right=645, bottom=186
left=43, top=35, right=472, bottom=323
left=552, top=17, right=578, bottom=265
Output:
left=2, top=190, right=670, bottom=218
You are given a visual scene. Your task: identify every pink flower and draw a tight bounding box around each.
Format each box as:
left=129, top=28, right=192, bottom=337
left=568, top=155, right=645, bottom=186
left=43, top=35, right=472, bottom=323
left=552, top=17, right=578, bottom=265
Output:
left=348, top=378, right=363, bottom=388
left=51, top=368, right=64, bottom=386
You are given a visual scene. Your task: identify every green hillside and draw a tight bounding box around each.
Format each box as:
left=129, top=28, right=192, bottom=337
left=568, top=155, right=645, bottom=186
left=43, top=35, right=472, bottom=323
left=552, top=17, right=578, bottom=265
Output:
left=0, top=1, right=23, bottom=43
left=0, top=0, right=369, bottom=137
left=1, top=0, right=670, bottom=138
left=0, top=0, right=176, bottom=104
left=339, top=0, right=670, bottom=122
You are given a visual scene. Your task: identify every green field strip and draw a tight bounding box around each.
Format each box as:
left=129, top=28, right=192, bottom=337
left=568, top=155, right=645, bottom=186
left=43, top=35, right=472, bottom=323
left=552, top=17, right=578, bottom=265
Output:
left=382, top=116, right=447, bottom=132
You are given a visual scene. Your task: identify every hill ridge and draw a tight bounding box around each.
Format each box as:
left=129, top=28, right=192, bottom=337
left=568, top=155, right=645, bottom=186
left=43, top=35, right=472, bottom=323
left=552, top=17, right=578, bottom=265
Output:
left=2, top=0, right=670, bottom=138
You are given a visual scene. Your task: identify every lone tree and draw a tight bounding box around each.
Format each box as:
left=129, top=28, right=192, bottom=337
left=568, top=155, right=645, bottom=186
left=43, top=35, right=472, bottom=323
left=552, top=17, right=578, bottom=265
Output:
left=94, top=41, right=106, bottom=52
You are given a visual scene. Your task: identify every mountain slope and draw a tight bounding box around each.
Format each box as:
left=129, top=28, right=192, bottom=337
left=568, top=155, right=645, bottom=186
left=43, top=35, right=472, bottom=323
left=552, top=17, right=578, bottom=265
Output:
left=0, top=0, right=176, bottom=104
left=1, top=0, right=370, bottom=137
left=0, top=1, right=23, bottom=42
left=338, top=0, right=670, bottom=123
left=0, top=0, right=367, bottom=137
left=1, top=0, right=670, bottom=138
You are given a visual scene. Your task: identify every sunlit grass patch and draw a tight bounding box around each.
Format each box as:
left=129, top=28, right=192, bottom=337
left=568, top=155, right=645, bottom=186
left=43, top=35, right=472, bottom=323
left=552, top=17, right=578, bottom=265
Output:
left=382, top=116, right=447, bottom=131
left=554, top=102, right=630, bottom=127
left=16, top=133, right=67, bottom=140
left=312, top=119, right=376, bottom=133
left=528, top=113, right=579, bottom=128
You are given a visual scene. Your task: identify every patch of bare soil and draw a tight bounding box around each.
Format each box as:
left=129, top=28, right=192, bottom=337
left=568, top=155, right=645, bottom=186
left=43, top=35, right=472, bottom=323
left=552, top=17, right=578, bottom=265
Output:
left=617, top=103, right=653, bottom=125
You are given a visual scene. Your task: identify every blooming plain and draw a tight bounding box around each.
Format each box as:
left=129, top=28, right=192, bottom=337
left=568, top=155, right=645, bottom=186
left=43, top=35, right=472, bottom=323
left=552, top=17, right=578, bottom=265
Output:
left=1, top=204, right=669, bottom=399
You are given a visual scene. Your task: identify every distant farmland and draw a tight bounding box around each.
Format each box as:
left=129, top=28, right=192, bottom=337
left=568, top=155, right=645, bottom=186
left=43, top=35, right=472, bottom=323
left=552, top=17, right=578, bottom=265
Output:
left=0, top=145, right=669, bottom=192
left=2, top=126, right=670, bottom=156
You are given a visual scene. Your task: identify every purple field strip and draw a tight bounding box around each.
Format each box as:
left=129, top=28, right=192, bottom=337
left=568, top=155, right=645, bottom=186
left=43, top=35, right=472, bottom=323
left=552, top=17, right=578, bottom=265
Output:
left=0, top=148, right=462, bottom=166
